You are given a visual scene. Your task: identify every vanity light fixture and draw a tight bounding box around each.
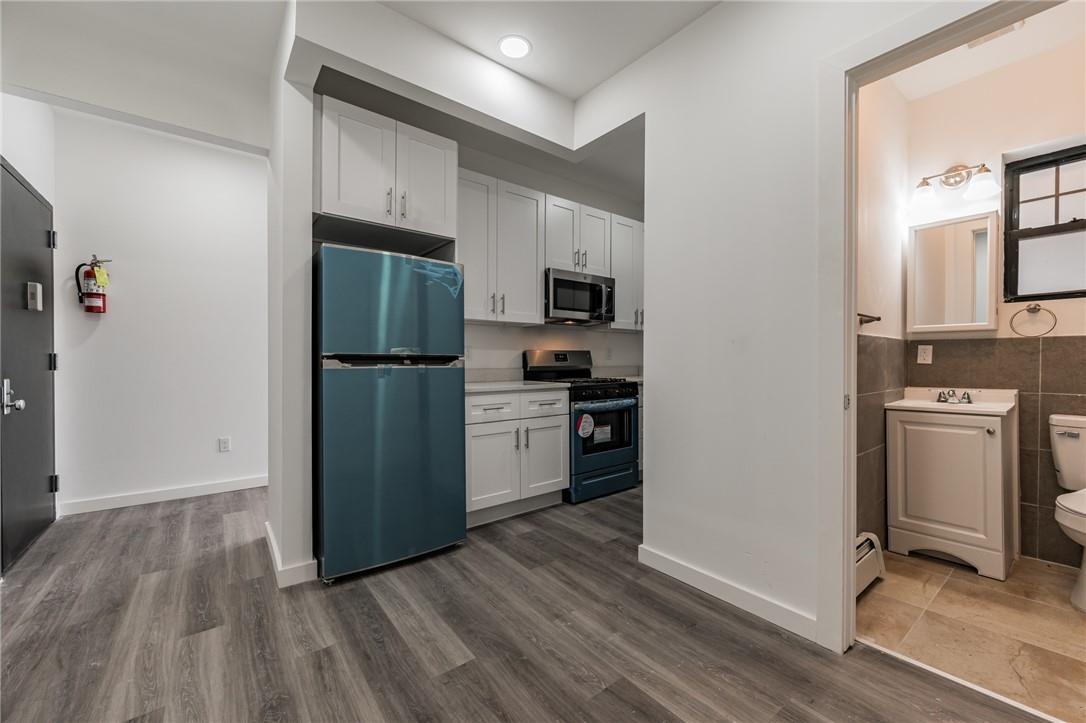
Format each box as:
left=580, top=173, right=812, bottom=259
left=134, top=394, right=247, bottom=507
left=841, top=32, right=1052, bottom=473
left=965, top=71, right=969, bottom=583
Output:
left=913, top=163, right=1001, bottom=202
left=499, top=35, right=532, bottom=59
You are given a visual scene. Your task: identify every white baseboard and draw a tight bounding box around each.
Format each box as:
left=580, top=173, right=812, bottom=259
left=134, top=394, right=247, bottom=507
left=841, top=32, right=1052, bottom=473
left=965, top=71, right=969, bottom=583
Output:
left=57, top=475, right=268, bottom=516
left=264, top=521, right=318, bottom=588
left=638, top=544, right=818, bottom=641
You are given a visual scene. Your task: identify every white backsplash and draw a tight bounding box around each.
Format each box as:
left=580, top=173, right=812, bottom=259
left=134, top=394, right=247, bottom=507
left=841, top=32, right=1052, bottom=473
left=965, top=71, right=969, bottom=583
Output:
left=465, top=322, right=643, bottom=382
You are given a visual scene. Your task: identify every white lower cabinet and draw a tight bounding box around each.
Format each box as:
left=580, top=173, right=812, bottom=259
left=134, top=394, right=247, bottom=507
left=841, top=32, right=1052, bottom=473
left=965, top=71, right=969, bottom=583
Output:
left=521, top=416, right=569, bottom=498
left=466, top=390, right=569, bottom=512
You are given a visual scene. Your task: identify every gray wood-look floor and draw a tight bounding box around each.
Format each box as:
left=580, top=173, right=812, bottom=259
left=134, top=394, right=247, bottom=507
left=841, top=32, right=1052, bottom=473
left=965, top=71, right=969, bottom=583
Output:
left=1, top=486, right=1039, bottom=722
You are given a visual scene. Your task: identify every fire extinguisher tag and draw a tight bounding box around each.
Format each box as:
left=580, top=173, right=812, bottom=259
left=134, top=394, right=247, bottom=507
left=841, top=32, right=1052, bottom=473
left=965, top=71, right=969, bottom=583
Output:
left=93, top=266, right=110, bottom=287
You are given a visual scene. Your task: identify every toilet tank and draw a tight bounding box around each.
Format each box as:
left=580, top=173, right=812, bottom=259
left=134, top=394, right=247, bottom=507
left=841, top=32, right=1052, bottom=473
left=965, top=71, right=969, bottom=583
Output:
left=1050, top=414, right=1086, bottom=491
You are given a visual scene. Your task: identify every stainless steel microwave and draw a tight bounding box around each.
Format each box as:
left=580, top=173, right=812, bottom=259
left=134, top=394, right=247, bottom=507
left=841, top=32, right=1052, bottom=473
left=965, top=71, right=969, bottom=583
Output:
left=544, top=268, right=615, bottom=325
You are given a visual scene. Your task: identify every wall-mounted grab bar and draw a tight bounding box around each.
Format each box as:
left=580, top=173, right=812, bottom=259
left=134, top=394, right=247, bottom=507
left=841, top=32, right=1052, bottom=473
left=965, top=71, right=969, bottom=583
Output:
left=857, top=313, right=881, bottom=325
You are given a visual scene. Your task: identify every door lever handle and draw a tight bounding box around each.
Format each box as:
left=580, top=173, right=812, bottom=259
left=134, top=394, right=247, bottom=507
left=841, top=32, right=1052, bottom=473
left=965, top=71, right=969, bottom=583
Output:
left=2, top=378, right=25, bottom=415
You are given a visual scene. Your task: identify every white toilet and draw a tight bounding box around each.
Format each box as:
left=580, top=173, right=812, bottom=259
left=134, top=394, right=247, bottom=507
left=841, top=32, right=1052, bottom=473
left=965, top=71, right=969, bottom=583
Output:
left=1051, top=414, right=1086, bottom=612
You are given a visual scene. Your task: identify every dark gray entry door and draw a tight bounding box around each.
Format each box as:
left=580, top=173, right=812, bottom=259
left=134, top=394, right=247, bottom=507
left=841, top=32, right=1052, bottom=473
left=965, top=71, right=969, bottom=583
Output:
left=1, top=158, right=56, bottom=573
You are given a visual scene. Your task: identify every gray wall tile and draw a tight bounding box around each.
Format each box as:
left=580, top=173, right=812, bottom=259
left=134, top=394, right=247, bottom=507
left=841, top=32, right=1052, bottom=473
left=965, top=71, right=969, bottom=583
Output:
left=1018, top=393, right=1040, bottom=450
left=1041, top=336, right=1086, bottom=394
left=1037, top=506, right=1083, bottom=567
left=906, top=338, right=1040, bottom=392
left=1019, top=449, right=1038, bottom=505
left=858, top=335, right=905, bottom=395
left=1039, top=450, right=1064, bottom=508
left=1020, top=503, right=1038, bottom=558
left=856, top=446, right=887, bottom=545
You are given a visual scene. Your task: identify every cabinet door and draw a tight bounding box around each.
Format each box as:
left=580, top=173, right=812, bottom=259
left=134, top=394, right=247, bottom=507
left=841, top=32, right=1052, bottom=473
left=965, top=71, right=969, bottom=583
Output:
left=887, top=411, right=1003, bottom=550
left=457, top=170, right=497, bottom=321
left=578, top=205, right=611, bottom=277
left=545, top=195, right=580, bottom=272
left=466, top=420, right=521, bottom=511
left=320, top=96, right=396, bottom=224
left=610, top=214, right=640, bottom=330
left=396, top=122, right=458, bottom=237
left=521, top=416, right=569, bottom=498
left=496, top=181, right=545, bottom=324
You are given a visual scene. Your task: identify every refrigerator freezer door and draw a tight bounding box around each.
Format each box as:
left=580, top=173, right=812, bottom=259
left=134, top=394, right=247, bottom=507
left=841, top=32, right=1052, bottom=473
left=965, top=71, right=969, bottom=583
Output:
left=318, top=245, right=464, bottom=357
left=318, top=365, right=466, bottom=578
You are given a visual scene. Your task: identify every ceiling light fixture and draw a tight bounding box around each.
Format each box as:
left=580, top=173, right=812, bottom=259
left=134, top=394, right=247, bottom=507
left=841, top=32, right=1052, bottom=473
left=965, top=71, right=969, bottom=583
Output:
left=499, top=35, right=532, bottom=59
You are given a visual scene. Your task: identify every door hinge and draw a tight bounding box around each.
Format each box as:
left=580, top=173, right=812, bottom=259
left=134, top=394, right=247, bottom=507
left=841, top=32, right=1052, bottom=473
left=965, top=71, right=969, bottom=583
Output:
left=47, top=230, right=57, bottom=249
left=48, top=353, right=58, bottom=371
left=844, top=394, right=851, bottom=410
left=49, top=474, right=59, bottom=493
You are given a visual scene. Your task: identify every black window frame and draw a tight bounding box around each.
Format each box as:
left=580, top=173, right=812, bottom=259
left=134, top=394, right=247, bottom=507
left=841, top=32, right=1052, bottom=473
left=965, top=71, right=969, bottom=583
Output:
left=1003, top=143, right=1086, bottom=302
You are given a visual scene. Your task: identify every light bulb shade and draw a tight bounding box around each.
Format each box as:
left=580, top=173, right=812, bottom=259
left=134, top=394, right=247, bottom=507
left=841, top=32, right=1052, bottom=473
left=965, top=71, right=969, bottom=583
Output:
left=911, top=180, right=936, bottom=205
left=963, top=165, right=1000, bottom=200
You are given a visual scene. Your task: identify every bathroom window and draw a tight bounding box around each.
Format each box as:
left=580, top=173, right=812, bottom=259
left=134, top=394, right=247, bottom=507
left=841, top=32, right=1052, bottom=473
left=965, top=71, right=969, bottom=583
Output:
left=1004, top=144, right=1086, bottom=301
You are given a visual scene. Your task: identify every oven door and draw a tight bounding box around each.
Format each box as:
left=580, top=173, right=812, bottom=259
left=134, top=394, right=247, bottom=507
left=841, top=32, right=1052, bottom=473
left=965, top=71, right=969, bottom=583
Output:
left=545, top=269, right=614, bottom=325
left=571, top=398, right=638, bottom=473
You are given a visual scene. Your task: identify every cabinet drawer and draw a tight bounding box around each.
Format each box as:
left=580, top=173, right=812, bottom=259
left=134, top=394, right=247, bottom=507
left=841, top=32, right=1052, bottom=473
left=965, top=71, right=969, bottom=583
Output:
left=465, top=393, right=520, bottom=424
left=520, top=390, right=569, bottom=419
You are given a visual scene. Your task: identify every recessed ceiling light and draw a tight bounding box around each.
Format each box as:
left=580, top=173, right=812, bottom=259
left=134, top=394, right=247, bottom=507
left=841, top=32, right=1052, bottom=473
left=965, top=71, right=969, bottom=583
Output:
left=499, top=35, right=531, bottom=59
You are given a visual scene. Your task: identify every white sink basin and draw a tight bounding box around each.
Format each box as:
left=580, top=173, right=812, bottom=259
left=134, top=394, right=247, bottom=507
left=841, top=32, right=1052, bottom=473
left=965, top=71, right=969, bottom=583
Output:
left=884, top=388, right=1017, bottom=417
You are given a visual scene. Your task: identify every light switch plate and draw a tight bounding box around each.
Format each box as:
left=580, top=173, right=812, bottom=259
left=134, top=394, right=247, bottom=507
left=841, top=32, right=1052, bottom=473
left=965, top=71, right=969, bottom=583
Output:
left=917, top=344, right=933, bottom=365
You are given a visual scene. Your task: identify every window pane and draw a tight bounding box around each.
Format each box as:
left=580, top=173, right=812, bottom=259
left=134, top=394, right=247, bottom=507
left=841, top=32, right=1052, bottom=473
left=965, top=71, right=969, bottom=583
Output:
left=1020, top=166, right=1055, bottom=200
left=1019, top=197, right=1054, bottom=229
left=1059, top=191, right=1086, bottom=224
left=1061, top=159, right=1086, bottom=193
left=1017, top=230, right=1086, bottom=296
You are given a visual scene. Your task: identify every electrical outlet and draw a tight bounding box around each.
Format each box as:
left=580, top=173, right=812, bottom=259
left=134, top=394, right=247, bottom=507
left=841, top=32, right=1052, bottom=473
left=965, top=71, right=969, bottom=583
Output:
left=917, top=345, right=934, bottom=365
left=218, top=437, right=232, bottom=453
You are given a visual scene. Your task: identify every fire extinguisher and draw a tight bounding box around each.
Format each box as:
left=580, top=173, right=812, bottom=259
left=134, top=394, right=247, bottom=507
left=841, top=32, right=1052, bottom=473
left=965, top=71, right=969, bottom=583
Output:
left=75, top=255, right=111, bottom=314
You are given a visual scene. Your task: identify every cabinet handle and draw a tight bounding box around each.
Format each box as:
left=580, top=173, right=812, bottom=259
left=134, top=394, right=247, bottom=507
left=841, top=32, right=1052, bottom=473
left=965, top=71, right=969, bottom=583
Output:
left=490, top=293, right=496, bottom=313
left=583, top=250, right=588, bottom=268
left=500, top=293, right=506, bottom=314
left=386, top=187, right=393, bottom=216
left=538, top=401, right=557, bottom=407
left=640, top=309, right=644, bottom=326
left=986, top=427, right=996, bottom=436
left=514, top=428, right=520, bottom=450
left=482, top=405, right=504, bottom=411
left=401, top=191, right=407, bottom=219
left=573, top=249, right=579, bottom=268
left=525, top=427, right=530, bottom=449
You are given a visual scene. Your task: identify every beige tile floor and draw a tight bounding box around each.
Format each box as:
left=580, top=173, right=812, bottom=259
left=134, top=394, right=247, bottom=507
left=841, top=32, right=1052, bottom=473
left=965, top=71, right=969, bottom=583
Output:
left=857, top=552, right=1086, bottom=722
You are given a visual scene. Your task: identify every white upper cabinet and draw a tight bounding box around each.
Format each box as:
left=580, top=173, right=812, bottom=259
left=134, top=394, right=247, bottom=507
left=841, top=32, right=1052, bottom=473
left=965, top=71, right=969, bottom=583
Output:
left=496, top=181, right=545, bottom=324
left=457, top=170, right=497, bottom=322
left=578, top=205, right=611, bottom=276
left=318, top=96, right=457, bottom=237
left=396, top=122, right=458, bottom=238
left=545, top=195, right=580, bottom=272
left=610, top=215, right=644, bottom=331
left=320, top=97, right=396, bottom=225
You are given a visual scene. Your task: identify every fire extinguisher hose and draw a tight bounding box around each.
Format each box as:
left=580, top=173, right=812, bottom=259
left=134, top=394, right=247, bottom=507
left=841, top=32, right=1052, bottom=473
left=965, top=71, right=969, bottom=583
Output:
left=74, top=263, right=90, bottom=304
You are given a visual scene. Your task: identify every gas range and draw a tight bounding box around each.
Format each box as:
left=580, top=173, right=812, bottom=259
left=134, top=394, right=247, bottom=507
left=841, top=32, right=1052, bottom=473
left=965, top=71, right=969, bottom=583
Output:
left=523, top=350, right=640, bottom=504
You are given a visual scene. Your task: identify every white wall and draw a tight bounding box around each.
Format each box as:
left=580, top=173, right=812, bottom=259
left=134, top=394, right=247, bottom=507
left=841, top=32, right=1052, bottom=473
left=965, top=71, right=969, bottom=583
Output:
left=0, top=93, right=55, bottom=202
left=857, top=79, right=909, bottom=339
left=53, top=110, right=269, bottom=514
left=906, top=36, right=1086, bottom=337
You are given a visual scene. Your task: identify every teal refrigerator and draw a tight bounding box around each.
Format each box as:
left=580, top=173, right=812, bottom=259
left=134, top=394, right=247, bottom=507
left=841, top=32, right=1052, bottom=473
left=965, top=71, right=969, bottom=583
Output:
left=314, top=244, right=465, bottom=580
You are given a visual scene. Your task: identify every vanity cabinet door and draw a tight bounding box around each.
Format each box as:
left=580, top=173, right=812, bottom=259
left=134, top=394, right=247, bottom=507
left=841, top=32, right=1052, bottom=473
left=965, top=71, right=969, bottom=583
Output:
left=520, top=415, right=569, bottom=499
left=466, top=420, right=521, bottom=511
left=887, top=411, right=1004, bottom=551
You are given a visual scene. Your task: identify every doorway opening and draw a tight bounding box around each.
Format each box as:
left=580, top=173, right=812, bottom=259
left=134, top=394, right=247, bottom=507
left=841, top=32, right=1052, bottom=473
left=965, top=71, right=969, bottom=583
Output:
left=847, top=3, right=1086, bottom=720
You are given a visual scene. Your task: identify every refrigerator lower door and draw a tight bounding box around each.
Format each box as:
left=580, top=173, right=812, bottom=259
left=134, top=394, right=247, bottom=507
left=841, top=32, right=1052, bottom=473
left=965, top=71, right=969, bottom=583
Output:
left=318, top=365, right=466, bottom=579
left=317, top=244, right=464, bottom=357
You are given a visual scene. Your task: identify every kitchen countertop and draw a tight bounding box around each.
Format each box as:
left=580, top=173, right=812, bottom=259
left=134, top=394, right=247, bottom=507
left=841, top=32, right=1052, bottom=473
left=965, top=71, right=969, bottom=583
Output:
left=465, top=381, right=570, bottom=394
left=625, top=376, right=643, bottom=384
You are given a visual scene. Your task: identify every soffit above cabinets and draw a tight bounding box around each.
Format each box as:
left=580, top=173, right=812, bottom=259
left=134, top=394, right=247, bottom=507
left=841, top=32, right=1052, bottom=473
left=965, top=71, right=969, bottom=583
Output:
left=889, top=0, right=1084, bottom=101
left=379, top=1, right=717, bottom=100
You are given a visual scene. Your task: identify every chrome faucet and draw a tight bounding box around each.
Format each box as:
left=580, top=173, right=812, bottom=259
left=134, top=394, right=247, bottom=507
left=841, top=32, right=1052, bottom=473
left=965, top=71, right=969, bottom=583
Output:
left=960, top=391, right=972, bottom=404
left=937, top=390, right=948, bottom=403
left=946, top=390, right=959, bottom=404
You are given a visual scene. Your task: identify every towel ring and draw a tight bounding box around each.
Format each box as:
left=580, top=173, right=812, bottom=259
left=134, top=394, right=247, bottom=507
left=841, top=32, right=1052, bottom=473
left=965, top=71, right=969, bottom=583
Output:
left=1009, top=303, right=1057, bottom=337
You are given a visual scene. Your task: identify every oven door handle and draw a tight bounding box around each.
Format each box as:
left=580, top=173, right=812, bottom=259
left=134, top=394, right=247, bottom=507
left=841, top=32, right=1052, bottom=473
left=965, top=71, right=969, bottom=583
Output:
left=572, top=399, right=638, bottom=413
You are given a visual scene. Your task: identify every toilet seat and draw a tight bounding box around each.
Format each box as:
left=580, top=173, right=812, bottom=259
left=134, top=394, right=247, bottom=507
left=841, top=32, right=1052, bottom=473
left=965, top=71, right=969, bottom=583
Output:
left=1056, top=488, right=1086, bottom=517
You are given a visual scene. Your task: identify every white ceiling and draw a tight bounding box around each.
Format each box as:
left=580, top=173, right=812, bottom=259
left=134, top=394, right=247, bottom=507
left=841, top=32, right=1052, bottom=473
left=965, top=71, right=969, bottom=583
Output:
left=889, top=1, right=1085, bottom=100
left=381, top=1, right=718, bottom=100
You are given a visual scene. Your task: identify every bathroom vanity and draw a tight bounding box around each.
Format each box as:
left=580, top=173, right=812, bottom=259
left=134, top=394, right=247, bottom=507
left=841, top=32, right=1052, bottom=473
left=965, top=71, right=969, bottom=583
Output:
left=884, top=388, right=1019, bottom=580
